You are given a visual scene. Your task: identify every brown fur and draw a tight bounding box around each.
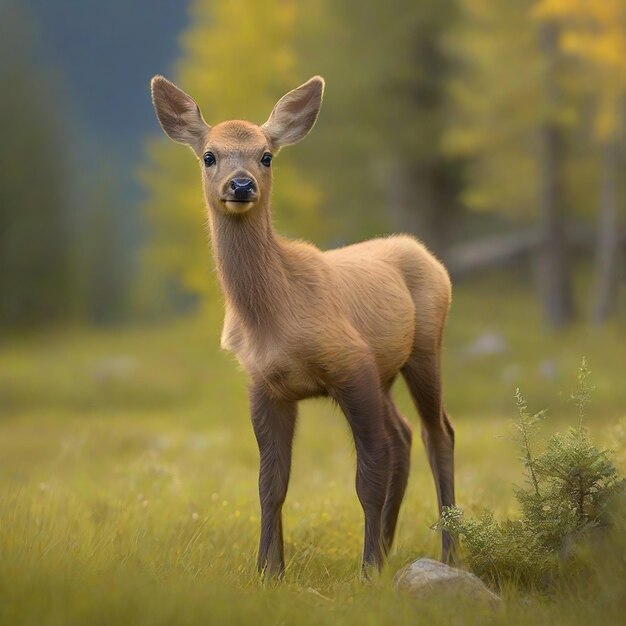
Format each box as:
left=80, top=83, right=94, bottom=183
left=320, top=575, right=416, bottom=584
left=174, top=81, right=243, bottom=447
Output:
left=151, top=75, right=456, bottom=577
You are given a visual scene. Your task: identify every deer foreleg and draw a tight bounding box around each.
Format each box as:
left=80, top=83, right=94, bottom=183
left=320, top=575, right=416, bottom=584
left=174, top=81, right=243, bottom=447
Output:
left=249, top=381, right=297, bottom=578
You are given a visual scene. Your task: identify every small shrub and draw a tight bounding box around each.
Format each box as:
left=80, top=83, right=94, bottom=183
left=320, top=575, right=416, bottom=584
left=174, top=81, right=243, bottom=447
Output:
left=439, top=359, right=624, bottom=589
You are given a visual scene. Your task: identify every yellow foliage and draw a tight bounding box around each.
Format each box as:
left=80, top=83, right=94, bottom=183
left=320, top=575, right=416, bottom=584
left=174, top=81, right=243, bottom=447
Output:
left=535, top=0, right=626, bottom=140
left=444, top=0, right=550, bottom=215
left=139, top=0, right=324, bottom=312
left=446, top=0, right=626, bottom=215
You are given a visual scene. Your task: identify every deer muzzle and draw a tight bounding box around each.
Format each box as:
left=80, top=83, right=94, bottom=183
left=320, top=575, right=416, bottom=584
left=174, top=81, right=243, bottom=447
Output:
left=228, top=177, right=257, bottom=202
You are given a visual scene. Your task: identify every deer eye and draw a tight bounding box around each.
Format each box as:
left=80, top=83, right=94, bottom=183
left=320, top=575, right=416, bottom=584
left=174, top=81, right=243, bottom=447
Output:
left=260, top=152, right=272, bottom=167
left=203, top=152, right=216, bottom=167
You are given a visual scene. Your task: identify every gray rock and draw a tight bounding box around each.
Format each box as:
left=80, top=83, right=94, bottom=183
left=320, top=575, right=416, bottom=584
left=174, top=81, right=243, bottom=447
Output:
left=393, top=558, right=502, bottom=609
left=501, top=362, right=521, bottom=384
left=461, top=332, right=507, bottom=359
left=92, top=355, right=137, bottom=384
left=538, top=358, right=558, bottom=380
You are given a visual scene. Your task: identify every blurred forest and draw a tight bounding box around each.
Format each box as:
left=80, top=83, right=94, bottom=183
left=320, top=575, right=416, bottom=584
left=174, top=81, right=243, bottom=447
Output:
left=0, top=4, right=624, bottom=623
left=1, top=0, right=624, bottom=330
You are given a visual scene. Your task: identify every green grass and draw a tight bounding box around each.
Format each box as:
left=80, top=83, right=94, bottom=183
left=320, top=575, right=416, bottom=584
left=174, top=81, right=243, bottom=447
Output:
left=0, top=277, right=624, bottom=625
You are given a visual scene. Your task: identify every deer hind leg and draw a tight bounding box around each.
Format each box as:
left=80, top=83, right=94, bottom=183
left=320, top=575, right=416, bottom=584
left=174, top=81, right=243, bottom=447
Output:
left=401, top=349, right=456, bottom=563
left=332, top=361, right=391, bottom=573
left=381, top=394, right=412, bottom=556
left=249, top=382, right=297, bottom=579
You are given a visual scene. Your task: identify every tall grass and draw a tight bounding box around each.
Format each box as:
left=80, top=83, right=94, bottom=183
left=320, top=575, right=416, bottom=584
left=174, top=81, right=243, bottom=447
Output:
left=0, top=278, right=624, bottom=624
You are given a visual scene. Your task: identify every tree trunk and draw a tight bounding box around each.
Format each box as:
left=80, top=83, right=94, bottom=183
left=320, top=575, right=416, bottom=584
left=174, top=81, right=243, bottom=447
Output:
left=386, top=158, right=460, bottom=260
left=535, top=22, right=574, bottom=328
left=592, top=140, right=622, bottom=325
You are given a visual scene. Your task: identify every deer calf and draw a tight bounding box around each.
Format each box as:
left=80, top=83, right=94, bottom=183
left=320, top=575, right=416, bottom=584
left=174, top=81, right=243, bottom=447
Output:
left=151, top=75, right=455, bottom=577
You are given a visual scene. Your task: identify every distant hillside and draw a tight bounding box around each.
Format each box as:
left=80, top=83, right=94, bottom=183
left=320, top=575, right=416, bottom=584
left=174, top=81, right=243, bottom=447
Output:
left=24, top=0, right=189, bottom=166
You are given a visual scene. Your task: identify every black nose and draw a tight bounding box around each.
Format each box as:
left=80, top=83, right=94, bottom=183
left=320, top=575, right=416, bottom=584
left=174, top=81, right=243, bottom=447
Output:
left=230, top=177, right=256, bottom=201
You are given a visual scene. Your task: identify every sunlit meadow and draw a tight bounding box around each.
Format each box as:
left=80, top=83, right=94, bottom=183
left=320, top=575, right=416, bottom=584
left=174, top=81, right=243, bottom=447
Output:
left=1, top=277, right=624, bottom=625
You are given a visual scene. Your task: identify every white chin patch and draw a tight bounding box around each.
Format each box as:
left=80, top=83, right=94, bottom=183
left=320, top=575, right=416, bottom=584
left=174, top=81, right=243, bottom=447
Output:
left=224, top=201, right=254, bottom=214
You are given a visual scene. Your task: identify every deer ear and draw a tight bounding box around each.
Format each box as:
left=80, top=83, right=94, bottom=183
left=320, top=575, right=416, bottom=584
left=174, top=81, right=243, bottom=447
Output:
left=151, top=76, right=209, bottom=155
left=262, top=76, right=324, bottom=148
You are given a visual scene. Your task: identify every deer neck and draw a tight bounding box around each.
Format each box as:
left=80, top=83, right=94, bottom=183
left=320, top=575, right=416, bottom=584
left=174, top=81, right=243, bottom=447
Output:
left=208, top=202, right=290, bottom=331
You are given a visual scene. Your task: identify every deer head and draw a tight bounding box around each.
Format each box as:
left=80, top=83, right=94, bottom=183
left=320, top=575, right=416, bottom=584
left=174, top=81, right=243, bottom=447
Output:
left=151, top=75, right=325, bottom=215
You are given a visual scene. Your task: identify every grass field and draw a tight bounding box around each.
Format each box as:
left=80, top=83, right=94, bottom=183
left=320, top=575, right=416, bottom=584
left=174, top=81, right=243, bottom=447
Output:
left=0, top=276, right=624, bottom=625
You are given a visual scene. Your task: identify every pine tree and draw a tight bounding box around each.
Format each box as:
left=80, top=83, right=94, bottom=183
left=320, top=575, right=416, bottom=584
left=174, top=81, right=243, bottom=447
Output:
left=439, top=360, right=623, bottom=588
left=296, top=0, right=462, bottom=255
left=0, top=4, right=76, bottom=327
left=535, top=0, right=626, bottom=324
left=444, top=0, right=577, bottom=326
